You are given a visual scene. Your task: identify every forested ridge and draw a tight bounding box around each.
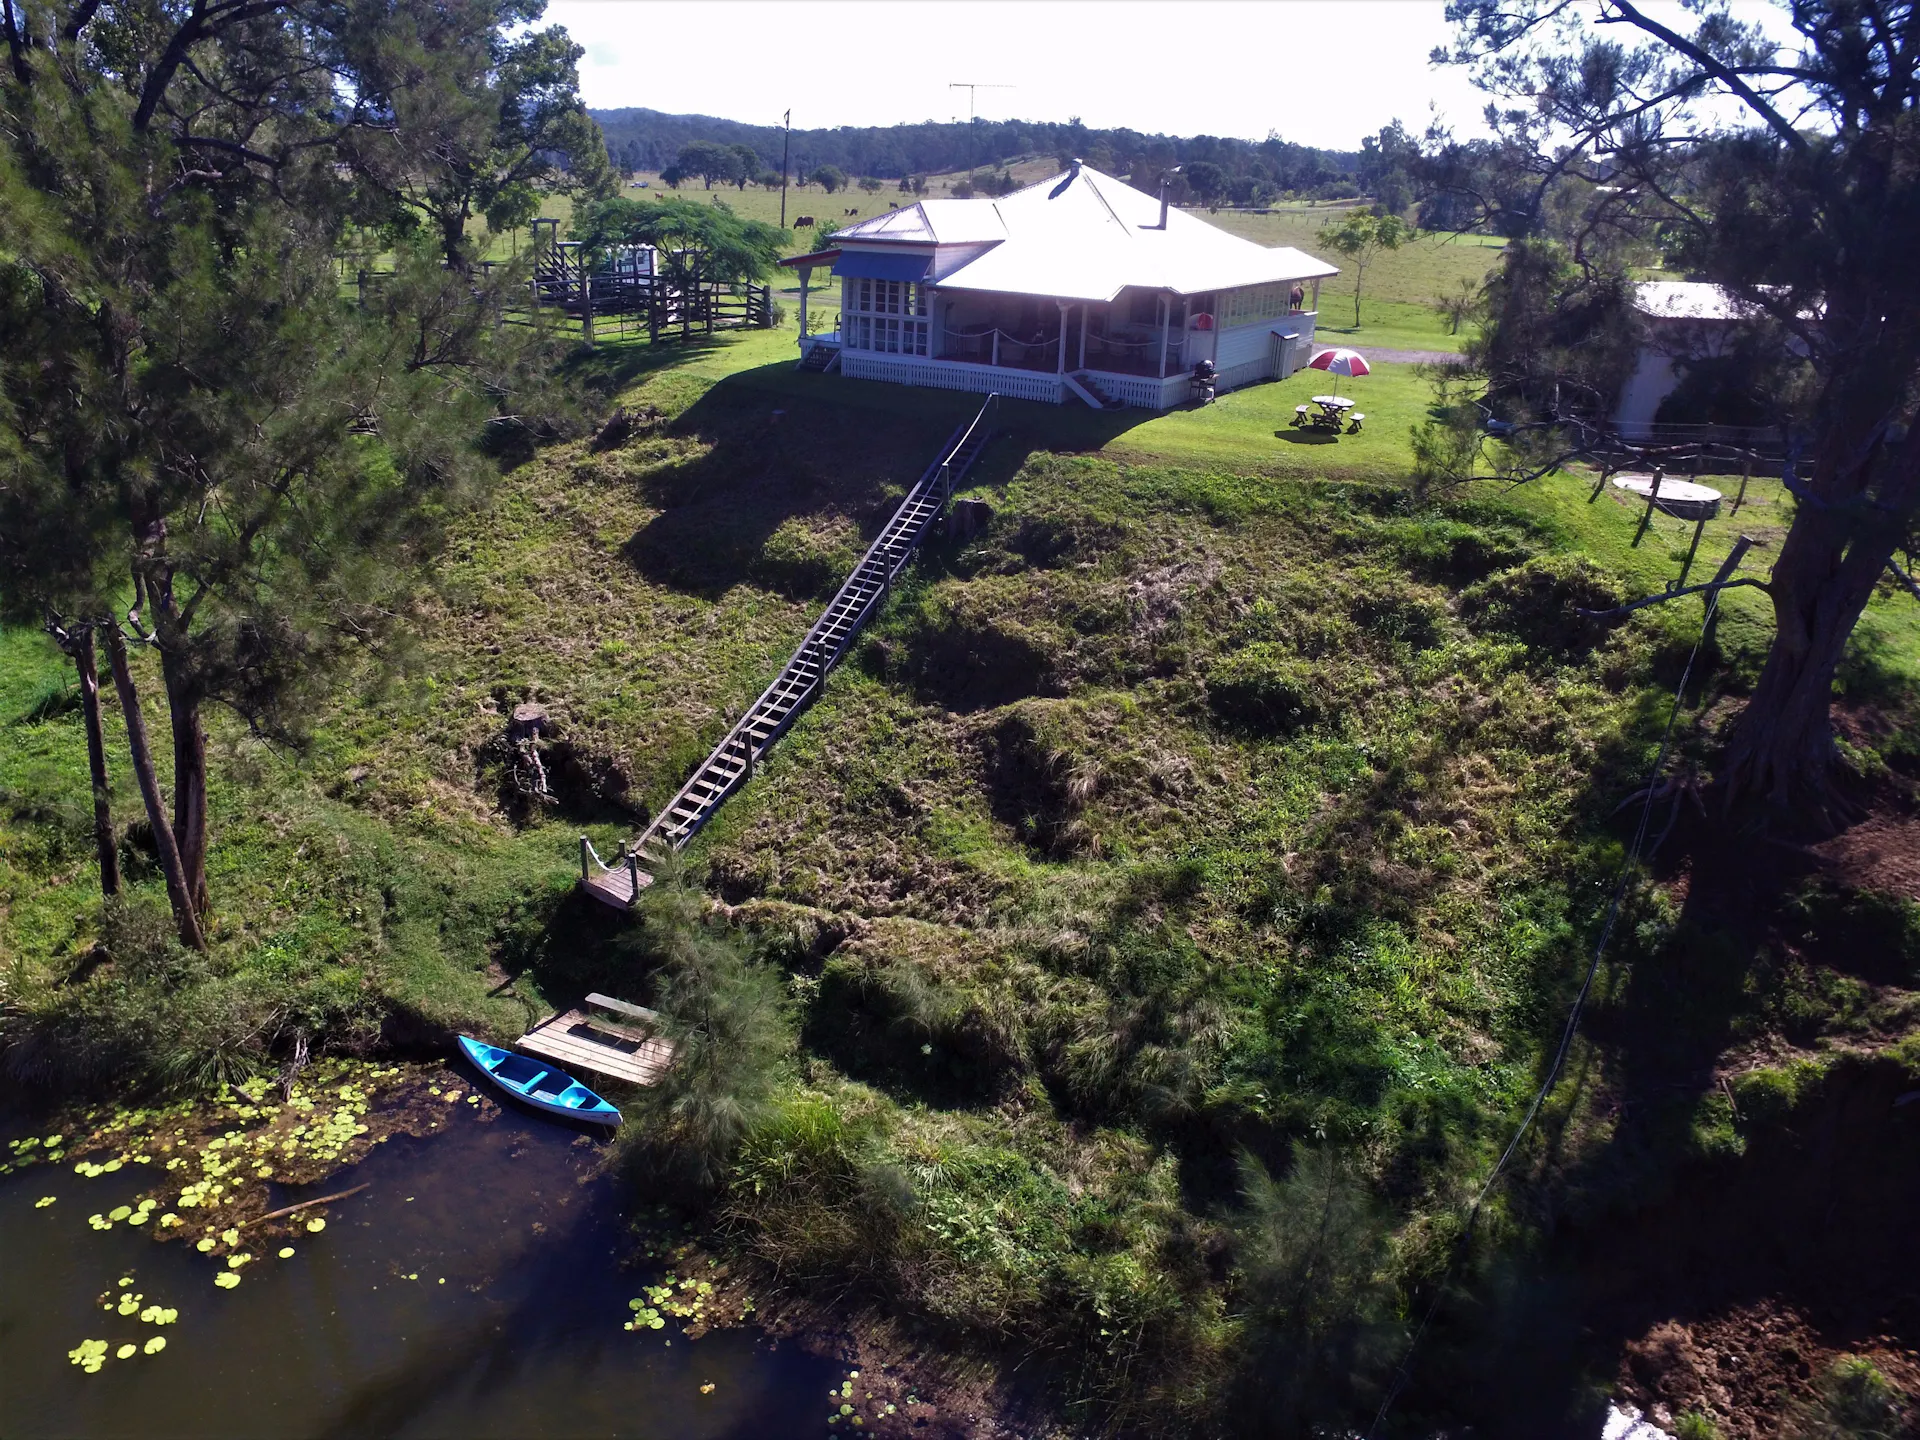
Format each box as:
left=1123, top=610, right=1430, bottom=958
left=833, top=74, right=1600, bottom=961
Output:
left=592, top=105, right=1370, bottom=199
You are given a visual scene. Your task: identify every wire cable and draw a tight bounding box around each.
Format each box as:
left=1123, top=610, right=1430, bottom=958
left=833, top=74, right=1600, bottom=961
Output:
left=1364, top=579, right=1728, bottom=1437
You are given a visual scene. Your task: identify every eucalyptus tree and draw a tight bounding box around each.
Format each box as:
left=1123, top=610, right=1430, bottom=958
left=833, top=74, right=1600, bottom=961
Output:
left=339, top=0, right=613, bottom=270
left=0, top=0, right=568, bottom=946
left=1430, top=0, right=1920, bottom=817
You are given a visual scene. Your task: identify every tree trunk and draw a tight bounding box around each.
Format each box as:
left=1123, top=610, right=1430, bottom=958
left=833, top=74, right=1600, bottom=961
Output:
left=72, top=626, right=121, bottom=898
left=104, top=626, right=205, bottom=951
left=163, top=665, right=211, bottom=917
left=441, top=205, right=471, bottom=274
left=1721, top=385, right=1920, bottom=818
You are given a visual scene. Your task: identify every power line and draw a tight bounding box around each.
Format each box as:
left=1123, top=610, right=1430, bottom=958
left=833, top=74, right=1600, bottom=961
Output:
left=1365, top=578, right=1731, bottom=1437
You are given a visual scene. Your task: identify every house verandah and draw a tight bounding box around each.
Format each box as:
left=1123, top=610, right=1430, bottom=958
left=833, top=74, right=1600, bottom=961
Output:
left=778, top=163, right=1336, bottom=411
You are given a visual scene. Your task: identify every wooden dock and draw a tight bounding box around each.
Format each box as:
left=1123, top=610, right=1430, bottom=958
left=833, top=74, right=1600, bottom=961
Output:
left=516, top=993, right=674, bottom=1088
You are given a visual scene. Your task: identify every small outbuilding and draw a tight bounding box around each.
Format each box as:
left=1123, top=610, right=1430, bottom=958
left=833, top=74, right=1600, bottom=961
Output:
left=1612, top=280, right=1792, bottom=438
left=780, top=162, right=1338, bottom=410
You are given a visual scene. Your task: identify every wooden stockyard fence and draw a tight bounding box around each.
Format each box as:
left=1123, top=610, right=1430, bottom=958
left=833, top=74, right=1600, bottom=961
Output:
left=340, top=217, right=774, bottom=345
left=579, top=397, right=1002, bottom=911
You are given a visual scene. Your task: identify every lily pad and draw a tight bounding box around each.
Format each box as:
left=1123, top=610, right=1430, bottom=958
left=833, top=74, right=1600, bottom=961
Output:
left=306, top=1218, right=325, bottom=1233
left=143, top=1335, right=166, bottom=1354
left=34, top=1196, right=55, bottom=1208
left=115, top=1343, right=136, bottom=1360
left=278, top=1247, right=295, bottom=1259
left=214, top=1272, right=241, bottom=1289
left=108, top=1205, right=132, bottom=1222
left=196, top=1238, right=216, bottom=1253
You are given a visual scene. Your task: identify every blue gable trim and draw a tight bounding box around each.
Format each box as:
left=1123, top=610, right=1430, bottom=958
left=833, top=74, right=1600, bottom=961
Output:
left=833, top=250, right=931, bottom=282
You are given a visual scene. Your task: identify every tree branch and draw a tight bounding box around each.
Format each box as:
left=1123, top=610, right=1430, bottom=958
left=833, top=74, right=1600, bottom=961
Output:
left=1578, top=576, right=1771, bottom=618
left=1598, top=0, right=1806, bottom=151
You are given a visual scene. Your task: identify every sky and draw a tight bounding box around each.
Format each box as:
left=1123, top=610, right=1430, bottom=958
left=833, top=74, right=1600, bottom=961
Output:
left=546, top=0, right=1501, bottom=152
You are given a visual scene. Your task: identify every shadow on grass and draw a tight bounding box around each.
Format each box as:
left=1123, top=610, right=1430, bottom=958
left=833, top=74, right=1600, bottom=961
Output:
left=1411, top=778, right=1920, bottom=1434
left=612, top=359, right=1162, bottom=599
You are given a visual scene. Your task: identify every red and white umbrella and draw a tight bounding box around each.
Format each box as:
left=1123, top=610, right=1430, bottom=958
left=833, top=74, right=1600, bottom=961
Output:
left=1308, top=347, right=1370, bottom=400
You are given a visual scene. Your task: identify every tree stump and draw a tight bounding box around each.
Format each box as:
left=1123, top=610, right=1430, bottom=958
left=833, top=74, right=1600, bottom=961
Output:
left=948, top=498, right=995, bottom=540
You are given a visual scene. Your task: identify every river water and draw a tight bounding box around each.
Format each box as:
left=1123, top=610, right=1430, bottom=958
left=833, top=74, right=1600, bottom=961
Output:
left=0, top=1102, right=838, bottom=1438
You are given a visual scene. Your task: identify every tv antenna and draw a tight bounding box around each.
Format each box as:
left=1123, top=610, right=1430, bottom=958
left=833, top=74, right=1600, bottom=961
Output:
left=948, top=81, right=1013, bottom=122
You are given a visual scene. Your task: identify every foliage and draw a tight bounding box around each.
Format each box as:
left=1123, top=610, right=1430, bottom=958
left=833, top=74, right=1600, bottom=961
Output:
left=593, top=105, right=1369, bottom=199
left=0, top=0, right=579, bottom=942
left=1319, top=207, right=1410, bottom=327
left=1436, top=0, right=1920, bottom=809
left=618, top=875, right=794, bottom=1195
left=674, top=140, right=746, bottom=189
left=1675, top=1413, right=1725, bottom=1440
left=344, top=0, right=612, bottom=269
left=1224, top=1145, right=1401, bottom=1436
left=807, top=164, right=847, bottom=194
left=1792, top=1355, right=1912, bottom=1440
left=573, top=196, right=788, bottom=287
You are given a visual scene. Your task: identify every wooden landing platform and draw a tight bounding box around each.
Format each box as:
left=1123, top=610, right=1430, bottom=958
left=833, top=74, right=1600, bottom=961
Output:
left=581, top=864, right=651, bottom=910
left=517, top=1008, right=673, bottom=1088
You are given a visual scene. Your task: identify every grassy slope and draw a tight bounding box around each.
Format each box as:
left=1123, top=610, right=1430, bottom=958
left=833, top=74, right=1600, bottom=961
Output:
left=6, top=301, right=1919, bottom=1428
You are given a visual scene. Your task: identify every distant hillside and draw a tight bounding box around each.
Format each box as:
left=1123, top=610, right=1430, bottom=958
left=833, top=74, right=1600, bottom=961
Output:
left=590, top=107, right=1370, bottom=205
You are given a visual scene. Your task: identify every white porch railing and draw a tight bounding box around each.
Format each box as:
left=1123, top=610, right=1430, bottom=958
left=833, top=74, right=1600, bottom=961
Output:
left=841, top=351, right=1067, bottom=404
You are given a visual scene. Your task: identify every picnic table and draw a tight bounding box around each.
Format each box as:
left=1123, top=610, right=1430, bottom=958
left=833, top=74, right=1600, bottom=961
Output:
left=1292, top=395, right=1363, bottom=434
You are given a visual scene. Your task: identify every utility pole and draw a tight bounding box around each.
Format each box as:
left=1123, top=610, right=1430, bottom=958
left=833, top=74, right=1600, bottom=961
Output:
left=948, top=82, right=1012, bottom=179
left=779, top=109, right=792, bottom=229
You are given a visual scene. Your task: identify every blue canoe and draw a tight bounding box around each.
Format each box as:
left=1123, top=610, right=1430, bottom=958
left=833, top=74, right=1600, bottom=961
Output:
left=456, top=1036, right=622, bottom=1126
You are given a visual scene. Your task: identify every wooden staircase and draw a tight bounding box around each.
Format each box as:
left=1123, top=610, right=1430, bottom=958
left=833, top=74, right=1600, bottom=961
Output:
left=799, top=341, right=841, bottom=374
left=1068, top=371, right=1125, bottom=410
left=581, top=397, right=999, bottom=910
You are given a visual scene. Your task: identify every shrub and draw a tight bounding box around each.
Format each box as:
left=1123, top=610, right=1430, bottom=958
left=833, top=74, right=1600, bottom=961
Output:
left=616, top=875, right=795, bottom=1196
left=1675, top=1412, right=1724, bottom=1440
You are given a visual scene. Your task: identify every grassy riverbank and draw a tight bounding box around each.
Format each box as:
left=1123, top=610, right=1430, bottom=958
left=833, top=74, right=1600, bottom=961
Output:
left=6, top=312, right=1920, bottom=1434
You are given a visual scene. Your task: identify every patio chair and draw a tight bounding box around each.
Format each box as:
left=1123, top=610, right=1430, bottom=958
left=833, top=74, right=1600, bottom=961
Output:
left=1293, top=404, right=1311, bottom=427
left=1347, top=413, right=1365, bottom=433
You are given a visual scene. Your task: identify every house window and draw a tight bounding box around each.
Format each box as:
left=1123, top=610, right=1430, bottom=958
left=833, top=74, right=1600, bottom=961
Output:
left=842, top=277, right=929, bottom=353
left=1218, top=283, right=1296, bottom=327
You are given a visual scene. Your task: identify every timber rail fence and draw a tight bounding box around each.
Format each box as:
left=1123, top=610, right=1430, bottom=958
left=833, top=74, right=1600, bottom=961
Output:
left=579, top=396, right=1002, bottom=910
left=337, top=218, right=774, bottom=346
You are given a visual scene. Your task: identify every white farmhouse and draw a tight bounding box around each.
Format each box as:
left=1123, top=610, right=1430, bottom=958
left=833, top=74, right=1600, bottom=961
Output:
left=780, top=162, right=1338, bottom=410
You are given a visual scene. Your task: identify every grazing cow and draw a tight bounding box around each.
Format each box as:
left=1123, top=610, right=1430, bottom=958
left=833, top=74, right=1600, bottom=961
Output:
left=845, top=207, right=859, bottom=216
left=794, top=216, right=814, bottom=228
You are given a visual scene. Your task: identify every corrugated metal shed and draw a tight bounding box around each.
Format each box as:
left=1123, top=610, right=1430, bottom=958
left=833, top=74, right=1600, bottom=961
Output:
left=830, top=165, right=1336, bottom=302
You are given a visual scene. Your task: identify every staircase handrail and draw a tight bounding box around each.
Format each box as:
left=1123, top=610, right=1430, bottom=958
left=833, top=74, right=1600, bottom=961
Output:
left=623, top=395, right=999, bottom=864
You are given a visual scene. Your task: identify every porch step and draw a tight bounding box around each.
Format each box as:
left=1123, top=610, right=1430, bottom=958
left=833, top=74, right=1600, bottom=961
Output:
left=1068, top=372, right=1126, bottom=411
left=799, top=342, right=841, bottom=374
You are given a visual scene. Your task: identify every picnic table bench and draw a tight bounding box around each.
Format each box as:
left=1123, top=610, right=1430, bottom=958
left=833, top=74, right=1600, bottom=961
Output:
left=1293, top=396, right=1364, bottom=434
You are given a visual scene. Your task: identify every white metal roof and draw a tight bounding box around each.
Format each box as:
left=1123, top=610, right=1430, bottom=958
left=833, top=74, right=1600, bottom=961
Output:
left=1631, top=280, right=1756, bottom=321
left=833, top=165, right=1337, bottom=302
